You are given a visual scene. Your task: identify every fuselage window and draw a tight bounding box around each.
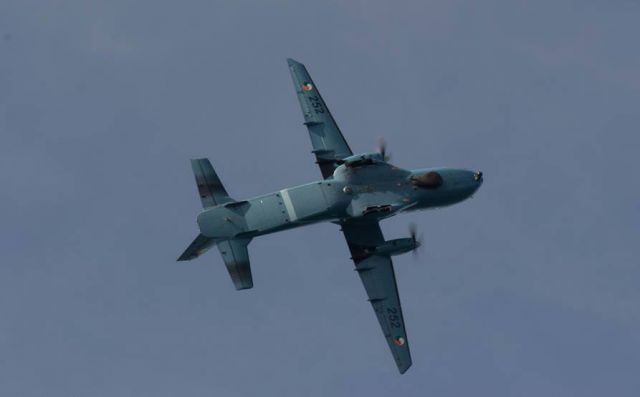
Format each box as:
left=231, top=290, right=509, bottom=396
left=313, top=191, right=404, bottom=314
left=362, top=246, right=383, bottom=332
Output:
left=411, top=171, right=443, bottom=189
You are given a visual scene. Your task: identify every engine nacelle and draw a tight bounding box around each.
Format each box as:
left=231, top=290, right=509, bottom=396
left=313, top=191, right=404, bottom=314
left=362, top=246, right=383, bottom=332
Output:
left=342, top=152, right=385, bottom=168
left=374, top=238, right=419, bottom=256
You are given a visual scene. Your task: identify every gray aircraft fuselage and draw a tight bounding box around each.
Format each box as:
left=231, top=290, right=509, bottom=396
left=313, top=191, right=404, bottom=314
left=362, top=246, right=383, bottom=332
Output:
left=197, top=160, right=482, bottom=240
left=180, top=58, right=485, bottom=374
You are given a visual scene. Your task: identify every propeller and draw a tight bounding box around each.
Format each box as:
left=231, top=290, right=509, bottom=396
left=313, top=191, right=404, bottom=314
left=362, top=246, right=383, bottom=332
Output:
left=378, top=137, right=390, bottom=161
left=409, top=222, right=423, bottom=256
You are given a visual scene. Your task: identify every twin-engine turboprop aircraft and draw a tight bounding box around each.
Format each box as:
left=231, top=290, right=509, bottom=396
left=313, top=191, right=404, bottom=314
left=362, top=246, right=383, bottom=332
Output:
left=178, top=59, right=483, bottom=373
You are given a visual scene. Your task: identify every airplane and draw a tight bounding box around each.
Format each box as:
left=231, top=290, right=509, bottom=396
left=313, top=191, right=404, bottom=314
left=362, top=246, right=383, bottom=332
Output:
left=178, top=58, right=483, bottom=374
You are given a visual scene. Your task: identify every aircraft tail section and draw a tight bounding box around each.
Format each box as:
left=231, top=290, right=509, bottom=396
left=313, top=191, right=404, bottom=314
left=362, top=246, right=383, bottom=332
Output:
left=182, top=159, right=253, bottom=290
left=217, top=238, right=253, bottom=290
left=190, top=158, right=234, bottom=208
left=177, top=233, right=216, bottom=261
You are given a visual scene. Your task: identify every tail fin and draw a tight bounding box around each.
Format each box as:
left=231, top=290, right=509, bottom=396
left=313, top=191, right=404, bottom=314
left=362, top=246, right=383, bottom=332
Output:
left=177, top=234, right=215, bottom=261
left=177, top=235, right=253, bottom=290
left=218, top=238, right=253, bottom=290
left=191, top=158, right=234, bottom=208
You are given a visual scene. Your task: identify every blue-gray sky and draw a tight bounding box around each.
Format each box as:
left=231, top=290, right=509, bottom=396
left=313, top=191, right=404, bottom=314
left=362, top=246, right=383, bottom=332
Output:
left=1, top=1, right=639, bottom=396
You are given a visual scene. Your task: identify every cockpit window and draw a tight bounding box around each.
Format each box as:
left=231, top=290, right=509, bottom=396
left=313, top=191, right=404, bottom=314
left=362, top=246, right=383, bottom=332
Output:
left=411, top=171, right=443, bottom=189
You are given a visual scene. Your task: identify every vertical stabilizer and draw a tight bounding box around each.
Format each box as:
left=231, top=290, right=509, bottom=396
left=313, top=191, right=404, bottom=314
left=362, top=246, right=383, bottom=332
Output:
left=177, top=234, right=216, bottom=261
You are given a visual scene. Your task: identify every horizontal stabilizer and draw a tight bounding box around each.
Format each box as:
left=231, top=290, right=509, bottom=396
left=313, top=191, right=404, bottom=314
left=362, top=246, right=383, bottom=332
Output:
left=217, top=238, right=253, bottom=290
left=191, top=158, right=234, bottom=208
left=177, top=234, right=215, bottom=261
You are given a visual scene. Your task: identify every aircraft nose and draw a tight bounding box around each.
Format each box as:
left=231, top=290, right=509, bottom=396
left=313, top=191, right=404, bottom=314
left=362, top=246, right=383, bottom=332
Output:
left=461, top=170, right=483, bottom=196
left=470, top=170, right=483, bottom=196
left=473, top=170, right=483, bottom=183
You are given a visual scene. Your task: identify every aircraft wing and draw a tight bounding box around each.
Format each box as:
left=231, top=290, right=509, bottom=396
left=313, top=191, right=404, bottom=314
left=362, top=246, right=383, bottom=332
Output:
left=341, top=220, right=412, bottom=374
left=287, top=58, right=353, bottom=179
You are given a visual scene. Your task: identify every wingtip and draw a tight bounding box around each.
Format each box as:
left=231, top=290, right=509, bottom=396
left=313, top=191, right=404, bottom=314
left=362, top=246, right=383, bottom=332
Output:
left=396, top=354, right=412, bottom=374
left=287, top=58, right=302, bottom=67
left=398, top=364, right=411, bottom=374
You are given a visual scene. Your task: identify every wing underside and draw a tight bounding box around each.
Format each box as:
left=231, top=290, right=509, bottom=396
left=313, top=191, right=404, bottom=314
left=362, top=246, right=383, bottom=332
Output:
left=287, top=58, right=353, bottom=178
left=341, top=220, right=412, bottom=374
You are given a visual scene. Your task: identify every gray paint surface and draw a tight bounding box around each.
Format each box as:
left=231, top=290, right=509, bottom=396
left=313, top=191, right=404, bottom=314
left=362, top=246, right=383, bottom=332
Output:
left=1, top=1, right=639, bottom=396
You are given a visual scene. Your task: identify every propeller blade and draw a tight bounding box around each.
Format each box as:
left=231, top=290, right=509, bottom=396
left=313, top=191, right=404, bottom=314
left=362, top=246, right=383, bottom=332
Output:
left=409, top=222, right=417, bottom=241
left=409, top=223, right=421, bottom=256
left=378, top=137, right=390, bottom=161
